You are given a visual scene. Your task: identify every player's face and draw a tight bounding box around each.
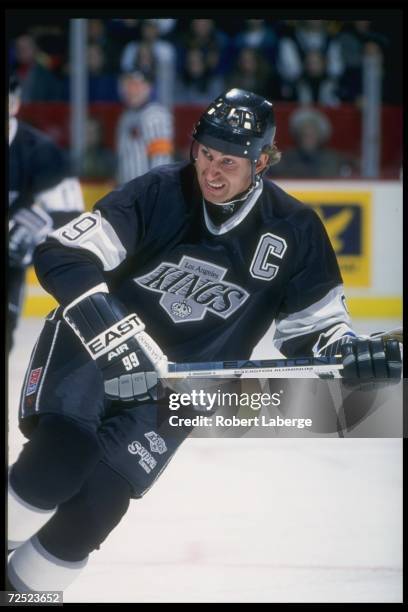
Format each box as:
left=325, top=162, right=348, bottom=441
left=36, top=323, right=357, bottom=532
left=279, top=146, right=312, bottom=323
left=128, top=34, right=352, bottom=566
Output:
left=195, top=144, right=254, bottom=204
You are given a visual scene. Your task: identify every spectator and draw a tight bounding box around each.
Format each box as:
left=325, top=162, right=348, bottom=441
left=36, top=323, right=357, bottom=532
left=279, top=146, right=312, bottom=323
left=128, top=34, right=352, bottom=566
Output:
left=175, top=48, right=224, bottom=104
left=336, top=20, right=387, bottom=104
left=132, top=42, right=157, bottom=80
left=268, top=107, right=356, bottom=178
left=116, top=70, right=174, bottom=184
left=175, top=19, right=230, bottom=77
left=18, top=29, right=69, bottom=101
left=80, top=117, right=116, bottom=180
left=226, top=47, right=280, bottom=100
left=277, top=20, right=343, bottom=97
left=120, top=19, right=176, bottom=108
left=294, top=50, right=340, bottom=106
left=87, top=43, right=120, bottom=102
left=87, top=19, right=120, bottom=73
left=234, top=19, right=278, bottom=63
left=88, top=19, right=106, bottom=45
left=154, top=19, right=177, bottom=38
left=104, top=19, right=142, bottom=72
left=11, top=33, right=37, bottom=86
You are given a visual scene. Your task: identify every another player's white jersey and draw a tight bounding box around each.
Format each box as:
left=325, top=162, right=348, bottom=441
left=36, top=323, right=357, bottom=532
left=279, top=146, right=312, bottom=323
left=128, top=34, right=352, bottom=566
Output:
left=116, top=102, right=174, bottom=184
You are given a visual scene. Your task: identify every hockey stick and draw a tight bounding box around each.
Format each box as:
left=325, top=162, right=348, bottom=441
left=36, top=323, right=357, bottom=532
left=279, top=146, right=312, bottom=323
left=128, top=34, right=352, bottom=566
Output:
left=370, top=327, right=403, bottom=343
left=164, top=328, right=403, bottom=379
left=166, top=356, right=343, bottom=379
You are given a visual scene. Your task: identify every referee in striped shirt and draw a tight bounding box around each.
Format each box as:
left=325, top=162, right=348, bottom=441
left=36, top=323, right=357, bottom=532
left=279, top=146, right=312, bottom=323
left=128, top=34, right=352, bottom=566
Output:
left=116, top=69, right=174, bottom=184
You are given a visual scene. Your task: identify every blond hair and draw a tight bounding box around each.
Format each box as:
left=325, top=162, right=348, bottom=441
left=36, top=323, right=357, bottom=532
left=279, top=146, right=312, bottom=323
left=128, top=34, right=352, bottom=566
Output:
left=262, top=143, right=281, bottom=167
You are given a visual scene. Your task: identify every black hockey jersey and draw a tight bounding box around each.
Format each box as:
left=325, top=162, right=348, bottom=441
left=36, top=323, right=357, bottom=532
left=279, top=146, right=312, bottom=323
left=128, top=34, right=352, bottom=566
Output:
left=34, top=162, right=354, bottom=361
left=9, top=119, right=84, bottom=227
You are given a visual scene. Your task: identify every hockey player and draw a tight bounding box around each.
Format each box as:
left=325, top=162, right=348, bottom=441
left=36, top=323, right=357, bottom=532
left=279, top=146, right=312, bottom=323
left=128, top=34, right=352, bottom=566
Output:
left=8, top=74, right=84, bottom=350
left=7, top=89, right=401, bottom=594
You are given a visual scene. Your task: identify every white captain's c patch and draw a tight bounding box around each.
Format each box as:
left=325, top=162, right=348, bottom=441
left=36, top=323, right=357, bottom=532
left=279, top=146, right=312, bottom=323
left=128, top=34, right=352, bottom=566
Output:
left=250, top=232, right=287, bottom=281
left=134, top=256, right=249, bottom=323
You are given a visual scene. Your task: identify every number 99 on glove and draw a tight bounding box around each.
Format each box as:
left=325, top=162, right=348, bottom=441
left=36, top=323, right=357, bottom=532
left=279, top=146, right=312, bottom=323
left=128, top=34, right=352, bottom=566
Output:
left=63, top=292, right=168, bottom=403
left=99, top=333, right=168, bottom=403
left=122, top=351, right=141, bottom=371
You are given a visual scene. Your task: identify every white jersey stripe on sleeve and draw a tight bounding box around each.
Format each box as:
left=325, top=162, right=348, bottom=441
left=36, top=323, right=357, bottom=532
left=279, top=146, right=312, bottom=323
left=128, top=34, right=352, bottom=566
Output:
left=62, top=282, right=109, bottom=314
left=273, top=285, right=353, bottom=351
left=50, top=210, right=127, bottom=271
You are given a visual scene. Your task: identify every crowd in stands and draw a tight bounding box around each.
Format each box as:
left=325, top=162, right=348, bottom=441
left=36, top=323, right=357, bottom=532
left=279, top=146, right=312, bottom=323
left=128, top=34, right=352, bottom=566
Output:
left=8, top=18, right=401, bottom=180
left=9, top=18, right=398, bottom=107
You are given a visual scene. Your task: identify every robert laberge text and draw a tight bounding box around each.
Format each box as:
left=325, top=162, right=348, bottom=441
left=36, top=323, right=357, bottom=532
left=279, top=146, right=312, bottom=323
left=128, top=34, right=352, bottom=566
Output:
left=169, top=415, right=313, bottom=429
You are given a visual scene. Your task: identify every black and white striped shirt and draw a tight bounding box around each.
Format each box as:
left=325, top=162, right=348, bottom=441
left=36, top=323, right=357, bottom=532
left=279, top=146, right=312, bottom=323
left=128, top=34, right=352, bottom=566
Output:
left=116, top=102, right=174, bottom=184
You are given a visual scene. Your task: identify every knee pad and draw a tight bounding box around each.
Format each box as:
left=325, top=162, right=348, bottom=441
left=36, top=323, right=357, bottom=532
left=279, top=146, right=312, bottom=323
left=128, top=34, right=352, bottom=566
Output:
left=10, top=415, right=102, bottom=509
left=37, top=461, right=132, bottom=562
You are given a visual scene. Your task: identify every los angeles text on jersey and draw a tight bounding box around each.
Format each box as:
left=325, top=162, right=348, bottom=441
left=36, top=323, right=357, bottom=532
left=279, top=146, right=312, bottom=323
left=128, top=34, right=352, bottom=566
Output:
left=134, top=256, right=249, bottom=323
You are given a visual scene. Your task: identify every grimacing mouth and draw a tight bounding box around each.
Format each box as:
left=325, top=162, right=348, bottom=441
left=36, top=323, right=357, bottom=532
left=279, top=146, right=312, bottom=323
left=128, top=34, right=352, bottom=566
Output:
left=205, top=179, right=226, bottom=189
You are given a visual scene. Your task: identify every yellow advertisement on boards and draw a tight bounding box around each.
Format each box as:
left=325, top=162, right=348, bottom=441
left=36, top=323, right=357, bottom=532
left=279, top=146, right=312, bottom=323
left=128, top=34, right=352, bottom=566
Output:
left=286, top=191, right=371, bottom=287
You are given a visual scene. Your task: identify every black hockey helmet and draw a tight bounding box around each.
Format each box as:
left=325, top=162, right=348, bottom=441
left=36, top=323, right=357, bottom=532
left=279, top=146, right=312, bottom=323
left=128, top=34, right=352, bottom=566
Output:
left=192, top=88, right=276, bottom=163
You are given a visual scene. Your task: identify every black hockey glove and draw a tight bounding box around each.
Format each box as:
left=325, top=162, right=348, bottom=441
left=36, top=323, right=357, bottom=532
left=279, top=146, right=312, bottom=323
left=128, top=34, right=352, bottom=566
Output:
left=314, top=326, right=402, bottom=385
left=340, top=337, right=402, bottom=383
left=63, top=291, right=168, bottom=402
left=9, top=205, right=53, bottom=268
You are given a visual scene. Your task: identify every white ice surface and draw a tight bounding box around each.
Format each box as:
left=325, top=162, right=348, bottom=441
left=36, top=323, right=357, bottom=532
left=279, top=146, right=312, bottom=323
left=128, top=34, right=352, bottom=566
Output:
left=7, top=318, right=403, bottom=603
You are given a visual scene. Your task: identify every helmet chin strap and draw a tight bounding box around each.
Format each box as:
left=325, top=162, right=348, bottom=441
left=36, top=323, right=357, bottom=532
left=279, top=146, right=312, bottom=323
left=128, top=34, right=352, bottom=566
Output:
left=203, top=172, right=263, bottom=228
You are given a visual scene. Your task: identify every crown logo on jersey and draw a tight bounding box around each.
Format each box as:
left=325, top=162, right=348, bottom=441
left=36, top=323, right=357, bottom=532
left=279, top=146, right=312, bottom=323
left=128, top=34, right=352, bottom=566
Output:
left=171, top=301, right=192, bottom=319
left=134, top=256, right=249, bottom=324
